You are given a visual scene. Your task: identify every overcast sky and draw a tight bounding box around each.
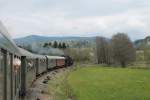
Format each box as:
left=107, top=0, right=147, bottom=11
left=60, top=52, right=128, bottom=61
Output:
left=0, top=0, right=150, bottom=40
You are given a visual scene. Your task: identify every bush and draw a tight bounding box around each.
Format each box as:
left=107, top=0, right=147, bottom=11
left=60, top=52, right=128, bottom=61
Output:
left=64, top=48, right=92, bottom=63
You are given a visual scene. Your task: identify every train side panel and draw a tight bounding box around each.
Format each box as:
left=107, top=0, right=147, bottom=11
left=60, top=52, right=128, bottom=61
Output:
left=48, top=59, right=57, bottom=69
left=38, top=58, right=47, bottom=75
left=0, top=50, right=5, bottom=100
left=26, top=59, right=36, bottom=89
left=56, top=59, right=65, bottom=67
left=0, top=50, right=21, bottom=100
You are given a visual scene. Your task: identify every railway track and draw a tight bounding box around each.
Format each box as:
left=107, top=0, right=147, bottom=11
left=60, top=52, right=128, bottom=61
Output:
left=23, top=67, right=71, bottom=100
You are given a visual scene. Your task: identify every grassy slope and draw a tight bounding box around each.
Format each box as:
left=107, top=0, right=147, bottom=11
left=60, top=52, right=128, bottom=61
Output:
left=48, top=69, right=71, bottom=100
left=68, top=66, right=150, bottom=100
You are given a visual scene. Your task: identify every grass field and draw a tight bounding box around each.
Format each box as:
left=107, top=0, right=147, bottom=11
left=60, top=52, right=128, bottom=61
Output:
left=68, top=65, right=150, bottom=100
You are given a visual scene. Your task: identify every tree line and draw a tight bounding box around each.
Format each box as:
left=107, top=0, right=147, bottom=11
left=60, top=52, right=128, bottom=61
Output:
left=43, top=41, right=68, bottom=49
left=96, top=33, right=136, bottom=67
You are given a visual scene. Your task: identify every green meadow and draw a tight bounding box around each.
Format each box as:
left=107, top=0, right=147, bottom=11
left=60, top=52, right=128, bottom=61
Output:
left=67, top=65, right=150, bottom=100
left=49, top=65, right=150, bottom=100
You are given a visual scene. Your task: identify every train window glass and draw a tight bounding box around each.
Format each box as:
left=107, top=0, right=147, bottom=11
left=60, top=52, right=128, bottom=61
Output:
left=18, top=69, right=20, bottom=87
left=13, top=57, right=17, bottom=96
left=11, top=56, right=15, bottom=99
left=19, top=68, right=21, bottom=84
left=0, top=51, right=4, bottom=100
left=13, top=56, right=21, bottom=95
left=15, top=74, right=17, bottom=95
left=39, top=58, right=47, bottom=73
left=26, top=59, right=36, bottom=88
left=48, top=59, right=56, bottom=68
left=17, top=72, right=19, bottom=88
left=18, top=57, right=21, bottom=85
left=7, top=54, right=11, bottom=100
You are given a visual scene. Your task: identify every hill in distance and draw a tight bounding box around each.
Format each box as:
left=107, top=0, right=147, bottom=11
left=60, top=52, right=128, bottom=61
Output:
left=134, top=36, right=150, bottom=48
left=15, top=35, right=150, bottom=45
left=14, top=35, right=95, bottom=45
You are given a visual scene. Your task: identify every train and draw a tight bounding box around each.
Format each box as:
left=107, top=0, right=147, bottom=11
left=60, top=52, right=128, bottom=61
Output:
left=0, top=21, right=73, bottom=100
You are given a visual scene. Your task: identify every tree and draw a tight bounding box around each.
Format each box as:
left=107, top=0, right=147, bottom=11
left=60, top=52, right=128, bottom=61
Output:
left=25, top=45, right=33, bottom=52
left=67, top=44, right=69, bottom=48
left=96, top=37, right=112, bottom=64
left=64, top=48, right=91, bottom=62
left=62, top=42, right=67, bottom=49
left=58, top=42, right=62, bottom=49
left=49, top=42, right=52, bottom=46
left=112, top=33, right=136, bottom=67
left=144, top=44, right=150, bottom=67
left=53, top=41, right=58, bottom=48
left=43, top=43, right=49, bottom=48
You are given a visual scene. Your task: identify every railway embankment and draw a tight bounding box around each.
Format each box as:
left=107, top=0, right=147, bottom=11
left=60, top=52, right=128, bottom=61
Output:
left=23, top=67, right=73, bottom=100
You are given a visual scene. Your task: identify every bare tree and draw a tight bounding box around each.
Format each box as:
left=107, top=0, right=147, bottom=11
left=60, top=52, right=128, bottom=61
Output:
left=112, top=33, right=136, bottom=67
left=96, top=37, right=112, bottom=64
left=143, top=44, right=150, bottom=67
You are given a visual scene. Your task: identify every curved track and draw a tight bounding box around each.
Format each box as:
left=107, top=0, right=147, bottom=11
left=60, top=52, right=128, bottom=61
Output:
left=23, top=67, right=70, bottom=100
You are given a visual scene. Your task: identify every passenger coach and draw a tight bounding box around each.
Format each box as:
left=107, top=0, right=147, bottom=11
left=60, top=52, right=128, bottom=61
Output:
left=0, top=21, right=73, bottom=100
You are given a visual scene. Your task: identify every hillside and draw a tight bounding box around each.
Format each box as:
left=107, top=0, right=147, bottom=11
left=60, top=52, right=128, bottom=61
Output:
left=134, top=36, right=150, bottom=48
left=14, top=35, right=95, bottom=45
left=14, top=35, right=96, bottom=55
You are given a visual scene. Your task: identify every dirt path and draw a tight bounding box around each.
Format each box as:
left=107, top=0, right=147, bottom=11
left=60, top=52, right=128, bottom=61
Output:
left=23, top=67, right=71, bottom=100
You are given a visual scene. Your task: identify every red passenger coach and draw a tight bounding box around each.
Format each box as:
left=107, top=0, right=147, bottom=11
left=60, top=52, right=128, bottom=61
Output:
left=56, top=59, right=65, bottom=67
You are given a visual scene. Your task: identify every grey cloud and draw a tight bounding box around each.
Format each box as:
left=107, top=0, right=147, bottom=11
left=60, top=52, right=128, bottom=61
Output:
left=0, top=0, right=150, bottom=40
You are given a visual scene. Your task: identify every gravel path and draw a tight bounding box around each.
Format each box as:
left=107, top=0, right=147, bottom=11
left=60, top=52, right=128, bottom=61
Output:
left=23, top=67, right=70, bottom=100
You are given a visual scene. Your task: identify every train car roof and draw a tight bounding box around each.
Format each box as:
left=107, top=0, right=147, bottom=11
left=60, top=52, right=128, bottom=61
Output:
left=19, top=47, right=46, bottom=59
left=0, top=21, right=20, bottom=55
left=0, top=21, right=65, bottom=60
left=46, top=55, right=65, bottom=59
left=19, top=48, right=65, bottom=59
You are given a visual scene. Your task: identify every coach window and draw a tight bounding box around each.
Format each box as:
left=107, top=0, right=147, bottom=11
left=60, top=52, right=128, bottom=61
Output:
left=7, top=54, right=12, bottom=100
left=0, top=51, right=4, bottom=100
left=13, top=56, right=21, bottom=95
left=13, top=56, right=17, bottom=96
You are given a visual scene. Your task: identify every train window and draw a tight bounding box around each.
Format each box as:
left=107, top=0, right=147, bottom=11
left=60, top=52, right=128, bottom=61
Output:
left=14, top=73, right=17, bottom=95
left=16, top=64, right=20, bottom=89
left=12, top=56, right=16, bottom=99
left=13, top=57, right=21, bottom=94
left=27, top=60, right=34, bottom=72
left=19, top=57, right=21, bottom=85
left=13, top=57, right=18, bottom=96
left=26, top=59, right=36, bottom=88
left=0, top=51, right=4, bottom=100
left=39, top=58, right=47, bottom=73
left=7, top=54, right=11, bottom=100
